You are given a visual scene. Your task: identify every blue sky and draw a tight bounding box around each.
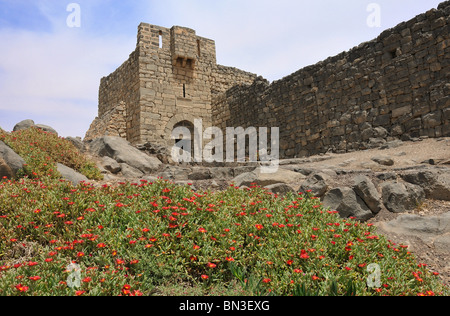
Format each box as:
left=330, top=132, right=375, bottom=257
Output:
left=0, top=0, right=444, bottom=138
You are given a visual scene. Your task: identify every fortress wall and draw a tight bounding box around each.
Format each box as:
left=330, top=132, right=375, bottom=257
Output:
left=212, top=1, right=450, bottom=158
left=211, top=65, right=259, bottom=96
left=85, top=48, right=140, bottom=142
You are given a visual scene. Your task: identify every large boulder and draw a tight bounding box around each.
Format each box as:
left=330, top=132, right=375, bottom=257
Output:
left=381, top=181, right=425, bottom=213
left=400, top=170, right=450, bottom=201
left=298, top=173, right=329, bottom=198
left=89, top=136, right=162, bottom=174
left=323, top=187, right=374, bottom=221
left=57, top=163, right=88, bottom=186
left=377, top=212, right=450, bottom=253
left=352, top=175, right=382, bottom=214
left=13, top=119, right=35, bottom=132
left=35, top=124, right=58, bottom=136
left=0, top=141, right=26, bottom=178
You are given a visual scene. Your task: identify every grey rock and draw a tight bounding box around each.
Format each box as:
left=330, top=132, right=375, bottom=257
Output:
left=299, top=173, right=329, bottom=198
left=381, top=181, right=425, bottom=213
left=120, top=163, right=144, bottom=179
left=401, top=170, right=450, bottom=201
left=13, top=119, right=35, bottom=132
left=265, top=183, right=296, bottom=196
left=231, top=171, right=258, bottom=187
left=57, top=163, right=88, bottom=185
left=35, top=124, right=58, bottom=136
left=0, top=158, right=14, bottom=179
left=353, top=175, right=382, bottom=214
left=231, top=167, right=305, bottom=187
left=101, top=156, right=122, bottom=174
left=89, top=136, right=162, bottom=174
left=377, top=212, right=450, bottom=252
left=66, top=137, right=84, bottom=151
left=371, top=156, right=395, bottom=166
left=376, top=172, right=397, bottom=181
left=210, top=167, right=234, bottom=179
left=368, top=137, right=386, bottom=149
left=380, top=139, right=403, bottom=150
left=323, top=187, right=374, bottom=221
left=232, top=166, right=258, bottom=177
left=188, top=168, right=213, bottom=180
left=0, top=141, right=26, bottom=178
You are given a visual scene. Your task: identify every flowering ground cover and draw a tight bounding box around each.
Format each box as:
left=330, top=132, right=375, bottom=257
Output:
left=0, top=129, right=448, bottom=296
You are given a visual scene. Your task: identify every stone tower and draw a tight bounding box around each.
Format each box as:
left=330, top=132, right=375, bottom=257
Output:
left=85, top=23, right=258, bottom=146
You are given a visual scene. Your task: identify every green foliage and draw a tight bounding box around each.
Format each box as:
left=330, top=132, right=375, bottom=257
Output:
left=0, top=127, right=103, bottom=180
left=0, top=178, right=448, bottom=296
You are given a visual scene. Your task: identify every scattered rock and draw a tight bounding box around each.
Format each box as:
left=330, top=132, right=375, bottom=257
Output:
left=264, top=183, right=296, bottom=196
left=89, top=136, right=162, bottom=174
left=0, top=141, right=26, bottom=178
left=231, top=167, right=306, bottom=187
left=381, top=181, right=425, bottom=213
left=188, top=168, right=212, bottom=181
left=401, top=170, right=450, bottom=201
left=371, top=156, right=395, bottom=166
left=298, top=173, right=329, bottom=198
left=353, top=175, right=382, bottom=214
left=57, top=163, right=88, bottom=185
left=231, top=171, right=258, bottom=187
left=13, top=119, right=35, bottom=132
left=376, top=172, right=397, bottom=181
left=323, top=187, right=374, bottom=221
left=380, top=139, right=403, bottom=149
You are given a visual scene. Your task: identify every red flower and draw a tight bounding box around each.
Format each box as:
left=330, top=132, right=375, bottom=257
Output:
left=15, top=284, right=29, bottom=292
left=226, top=257, right=235, bottom=262
left=300, top=250, right=309, bottom=260
left=201, top=275, right=209, bottom=280
left=29, top=276, right=41, bottom=281
left=255, top=224, right=264, bottom=230
left=262, top=278, right=271, bottom=284
left=97, top=243, right=106, bottom=248
left=207, top=263, right=217, bottom=269
left=198, top=227, right=207, bottom=233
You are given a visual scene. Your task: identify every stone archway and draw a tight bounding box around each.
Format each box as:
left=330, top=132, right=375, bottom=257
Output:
left=172, top=120, right=195, bottom=157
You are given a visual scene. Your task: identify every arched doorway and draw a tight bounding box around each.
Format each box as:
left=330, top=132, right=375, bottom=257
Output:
left=172, top=120, right=195, bottom=161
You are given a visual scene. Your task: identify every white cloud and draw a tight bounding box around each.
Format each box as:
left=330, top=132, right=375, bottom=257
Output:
left=0, top=25, right=135, bottom=137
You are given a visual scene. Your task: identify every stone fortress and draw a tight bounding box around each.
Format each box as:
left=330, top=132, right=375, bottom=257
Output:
left=85, top=1, right=449, bottom=159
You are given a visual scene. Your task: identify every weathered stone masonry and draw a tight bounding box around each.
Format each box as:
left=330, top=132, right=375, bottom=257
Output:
left=86, top=1, right=449, bottom=159
left=85, top=23, right=257, bottom=146
left=213, top=1, right=450, bottom=158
